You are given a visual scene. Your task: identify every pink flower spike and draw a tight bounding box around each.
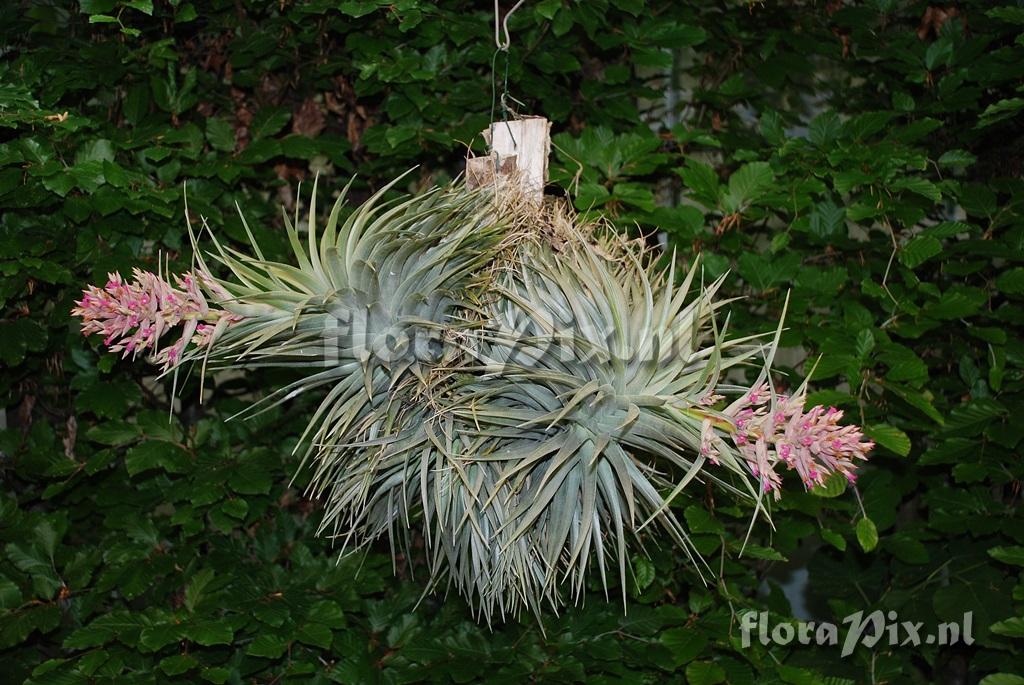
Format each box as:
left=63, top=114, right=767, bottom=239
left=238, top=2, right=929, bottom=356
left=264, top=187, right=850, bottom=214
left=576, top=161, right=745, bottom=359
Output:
left=71, top=268, right=241, bottom=371
left=720, top=383, right=873, bottom=499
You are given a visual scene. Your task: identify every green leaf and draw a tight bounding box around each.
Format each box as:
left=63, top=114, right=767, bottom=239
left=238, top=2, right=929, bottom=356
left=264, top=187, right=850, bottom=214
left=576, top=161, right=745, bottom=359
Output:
left=991, top=617, right=1024, bottom=638
left=75, top=380, right=140, bottom=419
left=6, top=542, right=61, bottom=599
left=988, top=6, right=1024, bottom=23
left=925, top=286, right=986, bottom=319
left=125, top=441, right=191, bottom=476
left=228, top=462, right=273, bottom=495
left=159, top=655, right=199, bottom=676
left=820, top=529, right=846, bottom=551
left=856, top=518, right=878, bottom=552
left=737, top=252, right=799, bottom=291
left=678, top=159, right=719, bottom=206
left=535, top=0, right=560, bottom=20
left=978, top=98, right=1024, bottom=128
left=126, top=0, right=154, bottom=15
left=980, top=676, right=1024, bottom=685
left=76, top=139, right=115, bottom=164
left=989, top=546, right=1024, bottom=567
left=686, top=661, right=726, bottom=685
left=221, top=498, right=249, bottom=519
left=734, top=542, right=786, bottom=561
left=938, top=149, right=977, bottom=168
left=176, top=3, right=198, bottom=22
left=864, top=424, right=911, bottom=457
left=632, top=556, right=655, bottom=591
left=924, top=220, right=973, bottom=239
left=942, top=398, right=1006, bottom=436
left=573, top=182, right=610, bottom=210
left=237, top=138, right=281, bottom=164
left=306, top=600, right=345, bottom=628
left=385, top=125, right=417, bottom=148
left=809, top=472, right=848, bottom=498
left=206, top=117, right=236, bottom=152
left=0, top=577, right=24, bottom=609
left=246, top=633, right=289, bottom=658
left=201, top=667, right=231, bottom=684
left=996, top=267, right=1024, bottom=295
left=611, top=0, right=643, bottom=15
left=0, top=319, right=47, bottom=365
left=296, top=622, right=332, bottom=649
left=808, top=200, right=846, bottom=241
left=808, top=110, right=841, bottom=146
left=250, top=108, right=292, bottom=139
left=647, top=205, right=704, bottom=239
left=884, top=534, right=929, bottom=564
left=187, top=620, right=235, bottom=646
left=140, top=623, right=186, bottom=651
left=883, top=382, right=943, bottom=424
left=854, top=328, right=875, bottom=359
left=659, top=627, right=707, bottom=667
left=804, top=389, right=857, bottom=408
left=613, top=182, right=656, bottom=212
left=63, top=612, right=145, bottom=649
left=900, top=235, right=942, bottom=269
left=684, top=505, right=725, bottom=534
left=892, top=91, right=915, bottom=112
left=339, top=0, right=377, bottom=17
left=722, top=162, right=773, bottom=212
left=890, top=177, right=941, bottom=202
left=845, top=111, right=894, bottom=141
left=924, top=37, right=953, bottom=70
left=0, top=605, right=60, bottom=650
left=184, top=568, right=215, bottom=613
left=79, top=0, right=116, bottom=12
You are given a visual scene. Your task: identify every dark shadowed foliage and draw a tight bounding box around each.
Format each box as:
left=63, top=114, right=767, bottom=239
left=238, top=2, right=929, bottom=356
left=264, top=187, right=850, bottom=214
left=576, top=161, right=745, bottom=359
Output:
left=1, top=1, right=1022, bottom=683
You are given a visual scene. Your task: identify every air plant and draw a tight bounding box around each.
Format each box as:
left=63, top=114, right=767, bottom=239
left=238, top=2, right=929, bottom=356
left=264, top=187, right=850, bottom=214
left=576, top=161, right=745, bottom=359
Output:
left=180, top=176, right=504, bottom=562
left=431, top=238, right=758, bottom=617
left=72, top=177, right=872, bottom=622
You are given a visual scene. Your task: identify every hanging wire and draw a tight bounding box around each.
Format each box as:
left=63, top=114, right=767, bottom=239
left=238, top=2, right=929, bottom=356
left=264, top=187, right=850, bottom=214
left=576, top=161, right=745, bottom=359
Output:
left=494, top=0, right=526, bottom=50
left=488, top=47, right=510, bottom=129
left=482, top=0, right=529, bottom=198
left=489, top=0, right=527, bottom=151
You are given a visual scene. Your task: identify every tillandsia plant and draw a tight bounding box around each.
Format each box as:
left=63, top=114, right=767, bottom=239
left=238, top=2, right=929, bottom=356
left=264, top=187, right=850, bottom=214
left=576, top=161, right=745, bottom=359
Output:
left=72, top=177, right=872, bottom=622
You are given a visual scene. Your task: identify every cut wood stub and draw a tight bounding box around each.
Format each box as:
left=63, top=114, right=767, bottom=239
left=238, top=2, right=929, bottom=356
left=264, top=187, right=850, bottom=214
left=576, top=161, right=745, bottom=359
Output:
left=466, top=154, right=517, bottom=191
left=465, top=116, right=551, bottom=204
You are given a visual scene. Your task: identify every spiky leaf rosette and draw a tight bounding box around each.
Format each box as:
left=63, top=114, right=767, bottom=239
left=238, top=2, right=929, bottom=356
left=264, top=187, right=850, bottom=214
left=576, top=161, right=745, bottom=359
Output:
left=187, top=177, right=504, bottom=554
left=427, top=238, right=772, bottom=618
left=164, top=181, right=869, bottom=622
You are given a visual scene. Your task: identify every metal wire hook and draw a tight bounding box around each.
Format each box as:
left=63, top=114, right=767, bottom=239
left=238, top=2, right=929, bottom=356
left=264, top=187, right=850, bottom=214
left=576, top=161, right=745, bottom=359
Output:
left=494, top=0, right=526, bottom=51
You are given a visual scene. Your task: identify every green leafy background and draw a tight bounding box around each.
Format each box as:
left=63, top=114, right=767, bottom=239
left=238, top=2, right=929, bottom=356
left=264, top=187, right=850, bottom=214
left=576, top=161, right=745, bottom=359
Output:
left=2, top=1, right=1023, bottom=683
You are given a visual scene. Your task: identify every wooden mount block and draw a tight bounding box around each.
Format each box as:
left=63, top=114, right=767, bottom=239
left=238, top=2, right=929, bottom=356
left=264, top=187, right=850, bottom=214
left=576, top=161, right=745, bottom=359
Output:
left=465, top=116, right=551, bottom=204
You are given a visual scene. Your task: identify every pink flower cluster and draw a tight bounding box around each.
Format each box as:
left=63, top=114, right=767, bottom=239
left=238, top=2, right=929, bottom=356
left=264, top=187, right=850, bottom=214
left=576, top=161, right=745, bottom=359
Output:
left=701, top=385, right=873, bottom=499
left=72, top=268, right=238, bottom=371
